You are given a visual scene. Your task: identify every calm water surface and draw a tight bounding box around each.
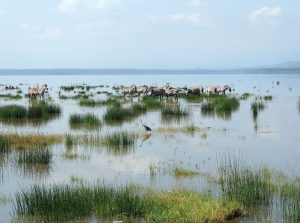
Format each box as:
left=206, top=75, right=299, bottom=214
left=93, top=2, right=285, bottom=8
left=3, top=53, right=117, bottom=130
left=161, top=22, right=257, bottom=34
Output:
left=0, top=73, right=300, bottom=222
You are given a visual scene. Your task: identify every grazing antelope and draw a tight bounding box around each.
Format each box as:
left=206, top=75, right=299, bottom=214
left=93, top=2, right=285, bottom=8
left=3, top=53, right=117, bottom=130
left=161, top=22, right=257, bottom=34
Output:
left=186, top=86, right=204, bottom=96
left=28, top=84, right=48, bottom=98
left=164, top=88, right=179, bottom=100
left=122, top=85, right=137, bottom=97
left=215, top=85, right=232, bottom=95
left=136, top=86, right=149, bottom=96
left=150, top=88, right=164, bottom=99
left=206, top=86, right=218, bottom=94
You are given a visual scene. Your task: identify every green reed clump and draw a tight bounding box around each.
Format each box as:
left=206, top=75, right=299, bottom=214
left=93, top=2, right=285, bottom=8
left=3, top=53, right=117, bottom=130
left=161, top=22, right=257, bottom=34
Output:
left=14, top=184, right=242, bottom=222
left=17, top=148, right=53, bottom=165
left=161, top=104, right=189, bottom=116
left=0, top=94, right=22, bottom=100
left=251, top=101, right=265, bottom=121
left=65, top=134, right=76, bottom=149
left=279, top=180, right=300, bottom=222
left=103, top=132, right=137, bottom=155
left=201, top=97, right=240, bottom=119
left=241, top=93, right=251, bottom=100
left=180, top=94, right=206, bottom=103
left=0, top=105, right=27, bottom=119
left=174, top=168, right=199, bottom=178
left=69, top=114, right=101, bottom=129
left=104, top=103, right=146, bottom=123
left=0, top=135, right=11, bottom=153
left=218, top=154, right=273, bottom=206
left=60, top=86, right=75, bottom=91
left=263, top=95, right=273, bottom=101
left=142, top=96, right=161, bottom=109
left=79, top=99, right=100, bottom=107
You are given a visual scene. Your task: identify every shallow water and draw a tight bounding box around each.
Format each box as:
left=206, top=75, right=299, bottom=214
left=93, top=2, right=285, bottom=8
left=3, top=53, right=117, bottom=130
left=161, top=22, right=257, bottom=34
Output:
left=0, top=73, right=300, bottom=222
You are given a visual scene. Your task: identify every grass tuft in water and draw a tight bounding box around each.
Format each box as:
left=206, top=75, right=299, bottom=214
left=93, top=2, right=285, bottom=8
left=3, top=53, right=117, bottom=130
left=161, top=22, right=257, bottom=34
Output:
left=17, top=148, right=53, bottom=165
left=142, top=96, right=161, bottom=109
left=241, top=93, right=251, bottom=100
left=0, top=135, right=11, bottom=153
left=104, top=103, right=147, bottom=123
left=0, top=94, right=22, bottom=100
left=103, top=132, right=137, bottom=155
left=174, top=168, right=199, bottom=178
left=263, top=95, right=273, bottom=101
left=161, top=104, right=189, bottom=116
left=14, top=184, right=242, bottom=222
left=218, top=154, right=273, bottom=206
left=69, top=114, right=101, bottom=129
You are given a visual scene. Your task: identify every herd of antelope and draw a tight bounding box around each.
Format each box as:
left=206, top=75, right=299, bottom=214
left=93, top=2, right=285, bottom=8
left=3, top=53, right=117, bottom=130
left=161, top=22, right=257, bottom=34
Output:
left=122, top=85, right=232, bottom=100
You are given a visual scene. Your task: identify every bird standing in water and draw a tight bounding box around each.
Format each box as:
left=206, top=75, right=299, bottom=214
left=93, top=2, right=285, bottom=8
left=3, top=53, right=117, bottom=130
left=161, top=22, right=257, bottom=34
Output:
left=140, top=119, right=152, bottom=132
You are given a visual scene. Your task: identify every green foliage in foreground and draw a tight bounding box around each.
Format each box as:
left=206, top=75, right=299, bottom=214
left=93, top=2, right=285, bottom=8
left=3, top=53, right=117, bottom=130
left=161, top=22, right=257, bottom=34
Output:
left=14, top=184, right=242, bottom=222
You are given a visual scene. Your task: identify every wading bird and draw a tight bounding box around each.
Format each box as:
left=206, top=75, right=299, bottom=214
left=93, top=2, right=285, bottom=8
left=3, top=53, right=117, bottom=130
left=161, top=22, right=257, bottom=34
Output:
left=140, top=119, right=152, bottom=132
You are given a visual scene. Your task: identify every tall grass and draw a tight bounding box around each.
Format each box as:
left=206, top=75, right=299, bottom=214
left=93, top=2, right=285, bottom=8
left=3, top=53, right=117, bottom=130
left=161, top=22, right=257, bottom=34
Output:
left=69, top=113, right=101, bottom=129
left=0, top=102, right=61, bottom=120
left=14, top=184, right=242, bottom=222
left=161, top=104, right=189, bottom=116
left=142, top=96, right=161, bottom=109
left=0, top=135, right=10, bottom=153
left=0, top=134, right=62, bottom=150
left=201, top=97, right=240, bottom=119
left=104, top=103, right=146, bottom=123
left=17, top=148, right=53, bottom=165
left=0, top=94, right=22, bottom=100
left=218, top=154, right=273, bottom=206
left=251, top=101, right=265, bottom=121
left=103, top=132, right=137, bottom=155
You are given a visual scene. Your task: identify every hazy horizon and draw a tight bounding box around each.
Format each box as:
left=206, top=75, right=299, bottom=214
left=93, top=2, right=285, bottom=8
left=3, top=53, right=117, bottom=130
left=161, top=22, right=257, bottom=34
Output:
left=0, top=0, right=299, bottom=69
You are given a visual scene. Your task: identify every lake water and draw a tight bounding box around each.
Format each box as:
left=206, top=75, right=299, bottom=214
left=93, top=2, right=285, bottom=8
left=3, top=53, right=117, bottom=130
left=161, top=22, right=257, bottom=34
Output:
left=0, top=73, right=300, bottom=222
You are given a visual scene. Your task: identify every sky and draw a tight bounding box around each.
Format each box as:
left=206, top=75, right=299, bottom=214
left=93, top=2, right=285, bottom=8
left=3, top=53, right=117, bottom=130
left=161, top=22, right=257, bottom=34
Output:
left=0, top=0, right=299, bottom=69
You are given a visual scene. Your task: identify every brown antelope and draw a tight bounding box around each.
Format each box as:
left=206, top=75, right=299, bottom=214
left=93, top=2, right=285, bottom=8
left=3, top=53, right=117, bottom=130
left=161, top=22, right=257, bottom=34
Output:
left=28, top=84, right=48, bottom=98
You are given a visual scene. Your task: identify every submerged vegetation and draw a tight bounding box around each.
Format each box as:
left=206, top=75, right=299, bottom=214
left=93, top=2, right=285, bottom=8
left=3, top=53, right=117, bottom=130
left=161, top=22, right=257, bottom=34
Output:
left=17, top=148, right=53, bottom=165
left=161, top=104, right=189, bottom=116
left=174, top=168, right=200, bottom=177
left=14, top=183, right=242, bottom=222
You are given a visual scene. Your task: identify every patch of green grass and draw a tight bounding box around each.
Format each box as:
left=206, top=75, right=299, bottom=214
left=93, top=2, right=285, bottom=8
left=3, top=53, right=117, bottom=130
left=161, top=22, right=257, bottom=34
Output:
left=180, top=94, right=206, bottom=103
left=0, top=134, right=62, bottom=150
left=142, top=96, right=161, bottom=109
left=251, top=101, right=265, bottom=121
left=218, top=154, right=273, bottom=206
left=59, top=94, right=89, bottom=100
left=17, top=148, right=53, bottom=165
left=0, top=105, right=27, bottom=119
left=0, top=135, right=11, bottom=153
left=0, top=94, right=22, bottom=100
left=241, top=93, right=251, bottom=100
left=201, top=97, right=240, bottom=119
left=14, top=184, right=242, bottom=222
left=103, top=132, right=137, bottom=155
left=263, top=95, right=273, bottom=101
left=104, top=103, right=146, bottom=123
left=69, top=113, right=101, bottom=129
left=174, top=168, right=199, bottom=177
left=161, top=104, right=189, bottom=116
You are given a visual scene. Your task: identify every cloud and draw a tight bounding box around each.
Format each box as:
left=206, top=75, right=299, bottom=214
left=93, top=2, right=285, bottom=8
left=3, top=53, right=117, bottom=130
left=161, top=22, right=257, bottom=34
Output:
left=249, top=6, right=282, bottom=25
left=146, top=12, right=210, bottom=26
left=41, top=28, right=64, bottom=39
left=57, top=0, right=121, bottom=14
left=0, top=8, right=7, bottom=17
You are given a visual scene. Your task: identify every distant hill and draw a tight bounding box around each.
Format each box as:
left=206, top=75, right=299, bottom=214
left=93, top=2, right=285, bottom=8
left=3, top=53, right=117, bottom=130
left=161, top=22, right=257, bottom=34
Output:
left=274, top=61, right=300, bottom=68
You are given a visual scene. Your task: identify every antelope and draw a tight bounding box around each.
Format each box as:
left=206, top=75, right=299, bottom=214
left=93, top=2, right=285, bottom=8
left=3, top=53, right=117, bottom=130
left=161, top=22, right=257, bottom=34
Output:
left=122, top=85, right=137, bottom=97
left=28, top=84, right=48, bottom=98
left=215, top=85, right=232, bottom=95
left=186, top=86, right=204, bottom=96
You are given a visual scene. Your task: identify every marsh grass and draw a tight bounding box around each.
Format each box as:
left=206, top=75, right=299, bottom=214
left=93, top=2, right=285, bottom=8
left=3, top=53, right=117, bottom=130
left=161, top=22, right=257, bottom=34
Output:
left=157, top=124, right=200, bottom=135
left=241, top=93, right=251, bottom=100
left=79, top=99, right=103, bottom=107
left=279, top=180, right=300, bottom=222
left=142, top=96, right=161, bottom=109
left=201, top=97, right=240, bottom=119
left=0, top=134, right=62, bottom=150
left=0, top=135, right=11, bottom=153
left=59, top=94, right=89, bottom=100
left=69, top=114, right=101, bottom=129
left=0, top=102, right=61, bottom=122
left=263, top=95, right=273, bottom=101
left=218, top=154, right=273, bottom=206
left=104, top=103, right=146, bottom=123
left=251, top=101, right=265, bottom=121
left=0, top=94, right=22, bottom=100
left=174, top=168, right=200, bottom=178
left=14, top=184, right=242, bottom=222
left=180, top=94, right=206, bottom=103
left=17, top=148, right=53, bottom=165
left=103, top=132, right=137, bottom=155
left=161, top=104, right=188, bottom=116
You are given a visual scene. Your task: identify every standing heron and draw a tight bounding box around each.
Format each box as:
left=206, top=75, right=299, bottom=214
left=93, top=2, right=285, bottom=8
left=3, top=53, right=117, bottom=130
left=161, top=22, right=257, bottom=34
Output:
left=140, top=119, right=152, bottom=132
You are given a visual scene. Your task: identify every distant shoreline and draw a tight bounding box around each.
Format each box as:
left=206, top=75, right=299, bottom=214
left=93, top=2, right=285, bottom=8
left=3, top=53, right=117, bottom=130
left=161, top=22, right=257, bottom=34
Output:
left=0, top=68, right=299, bottom=75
